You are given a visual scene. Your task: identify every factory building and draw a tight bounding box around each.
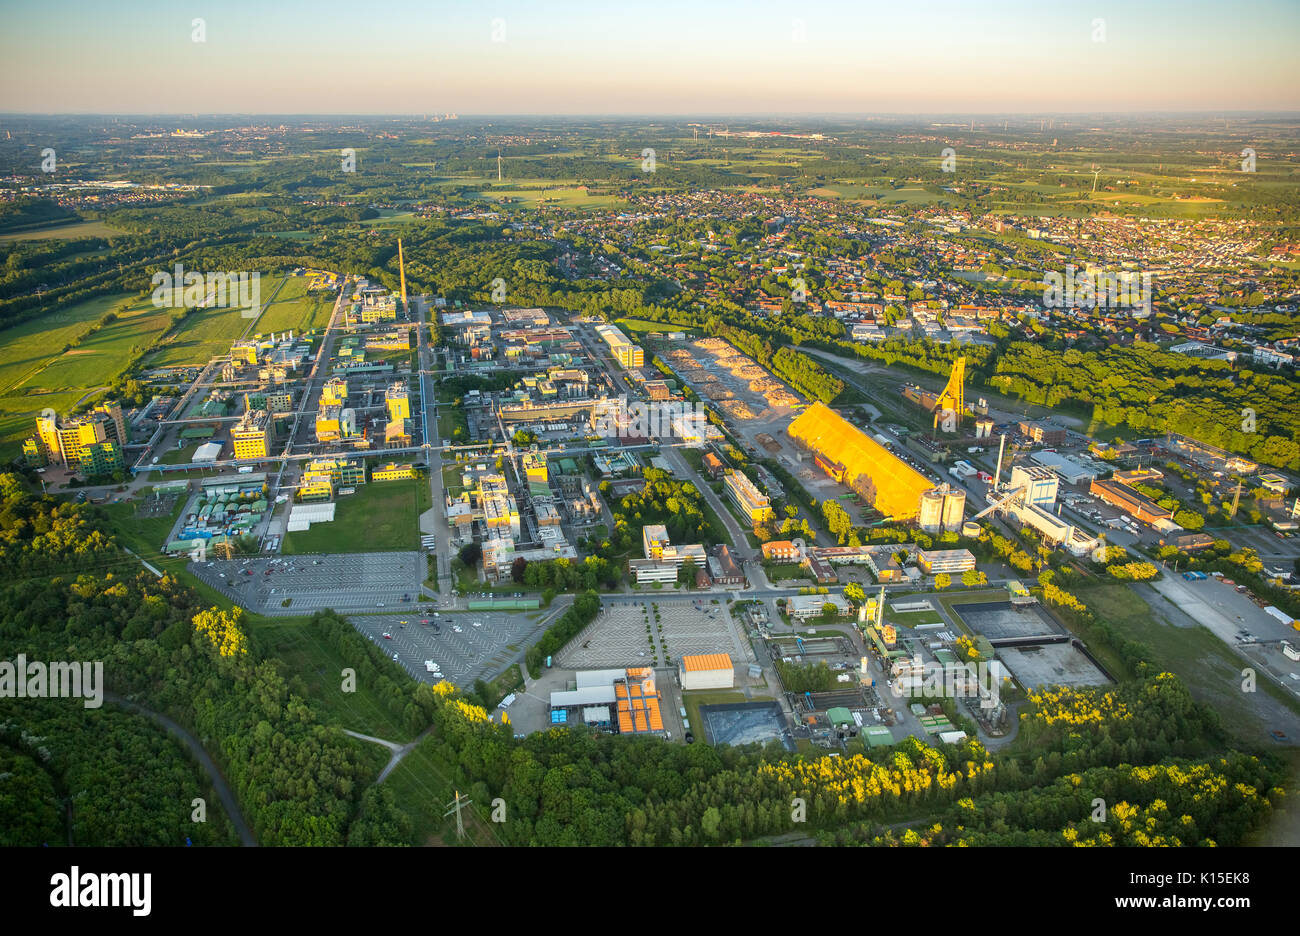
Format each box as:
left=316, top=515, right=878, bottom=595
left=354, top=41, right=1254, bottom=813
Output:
left=1111, top=467, right=1165, bottom=488
left=1018, top=420, right=1067, bottom=445
left=679, top=653, right=735, bottom=691
left=641, top=523, right=706, bottom=567
left=723, top=469, right=774, bottom=523
left=23, top=403, right=126, bottom=474
left=916, top=549, right=977, bottom=574
left=385, top=381, right=410, bottom=422
left=315, top=406, right=340, bottom=442
left=372, top=462, right=415, bottom=482
left=1008, top=501, right=1074, bottom=545
left=300, top=457, right=366, bottom=500
left=787, top=402, right=934, bottom=521
left=523, top=452, right=548, bottom=486
left=1009, top=465, right=1059, bottom=507
left=1090, top=479, right=1174, bottom=524
left=1029, top=451, right=1098, bottom=485
left=231, top=410, right=272, bottom=460
left=595, top=324, right=644, bottom=369
left=321, top=377, right=348, bottom=407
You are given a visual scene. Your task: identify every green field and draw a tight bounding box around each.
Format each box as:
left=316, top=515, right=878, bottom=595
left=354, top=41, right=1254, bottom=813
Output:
left=281, top=478, right=429, bottom=554
left=615, top=317, right=699, bottom=336
left=98, top=494, right=185, bottom=559
left=0, top=219, right=126, bottom=242
left=144, top=274, right=286, bottom=367
left=0, top=293, right=173, bottom=459
left=250, top=274, right=333, bottom=334
left=470, top=180, right=626, bottom=210
left=0, top=292, right=137, bottom=456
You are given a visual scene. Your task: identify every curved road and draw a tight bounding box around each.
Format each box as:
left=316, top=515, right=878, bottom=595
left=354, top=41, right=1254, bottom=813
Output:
left=105, top=691, right=257, bottom=846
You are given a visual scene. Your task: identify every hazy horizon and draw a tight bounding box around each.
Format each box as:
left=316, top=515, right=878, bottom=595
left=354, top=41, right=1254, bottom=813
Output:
left=2, top=0, right=1297, bottom=115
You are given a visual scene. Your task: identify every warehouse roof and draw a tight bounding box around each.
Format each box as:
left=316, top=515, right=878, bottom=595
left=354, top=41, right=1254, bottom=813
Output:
left=680, top=653, right=733, bottom=673
left=550, top=685, right=617, bottom=708
left=787, top=402, right=932, bottom=520
left=826, top=706, right=854, bottom=726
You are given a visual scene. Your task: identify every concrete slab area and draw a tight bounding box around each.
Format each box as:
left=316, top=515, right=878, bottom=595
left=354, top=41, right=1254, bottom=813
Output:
left=998, top=643, right=1111, bottom=689
left=951, top=600, right=1062, bottom=641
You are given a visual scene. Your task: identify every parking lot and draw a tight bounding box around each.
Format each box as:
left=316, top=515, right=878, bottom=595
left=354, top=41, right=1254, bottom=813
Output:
left=557, top=597, right=750, bottom=669
left=190, top=551, right=425, bottom=615
left=352, top=610, right=548, bottom=686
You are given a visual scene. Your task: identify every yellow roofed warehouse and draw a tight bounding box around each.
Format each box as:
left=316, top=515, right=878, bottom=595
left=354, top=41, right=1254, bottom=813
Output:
left=787, top=402, right=933, bottom=521
left=679, top=653, right=735, bottom=691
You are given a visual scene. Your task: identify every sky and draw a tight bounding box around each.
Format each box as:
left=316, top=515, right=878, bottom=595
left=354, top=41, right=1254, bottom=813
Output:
left=1, top=0, right=1297, bottom=114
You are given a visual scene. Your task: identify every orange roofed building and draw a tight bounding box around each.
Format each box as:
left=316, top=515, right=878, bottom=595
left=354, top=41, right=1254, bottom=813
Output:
left=679, top=653, right=735, bottom=691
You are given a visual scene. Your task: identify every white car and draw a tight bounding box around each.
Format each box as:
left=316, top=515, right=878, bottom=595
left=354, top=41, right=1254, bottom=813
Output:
left=393, top=653, right=399, bottom=661
left=1288, top=673, right=1300, bottom=682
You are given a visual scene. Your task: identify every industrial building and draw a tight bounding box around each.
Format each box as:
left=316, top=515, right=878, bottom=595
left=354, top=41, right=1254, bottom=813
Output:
left=641, top=524, right=706, bottom=567
left=1090, top=479, right=1174, bottom=524
left=595, top=324, right=644, bottom=369
left=1111, top=467, right=1165, bottom=487
left=246, top=389, right=293, bottom=416
left=548, top=668, right=663, bottom=734
left=231, top=410, right=272, bottom=460
left=1009, top=501, right=1075, bottom=545
left=315, top=404, right=345, bottom=443
left=788, top=593, right=851, bottom=620
left=787, top=402, right=934, bottom=521
left=916, top=548, right=977, bottom=574
left=1029, top=451, right=1098, bottom=485
left=300, top=457, right=366, bottom=501
left=191, top=441, right=223, bottom=464
left=1009, top=465, right=1059, bottom=507
left=23, top=403, right=125, bottom=474
left=679, top=653, right=735, bottom=691
left=372, top=462, right=415, bottom=482
left=1018, top=420, right=1067, bottom=445
left=321, top=377, right=348, bottom=407
left=723, top=469, right=774, bottom=523
left=385, top=381, right=410, bottom=422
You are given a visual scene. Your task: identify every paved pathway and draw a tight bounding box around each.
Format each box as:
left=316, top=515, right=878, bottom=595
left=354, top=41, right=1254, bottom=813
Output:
left=344, top=726, right=434, bottom=783
left=105, top=691, right=257, bottom=846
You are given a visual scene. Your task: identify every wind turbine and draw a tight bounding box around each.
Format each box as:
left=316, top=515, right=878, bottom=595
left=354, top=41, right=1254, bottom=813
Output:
left=1090, top=165, right=1102, bottom=194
